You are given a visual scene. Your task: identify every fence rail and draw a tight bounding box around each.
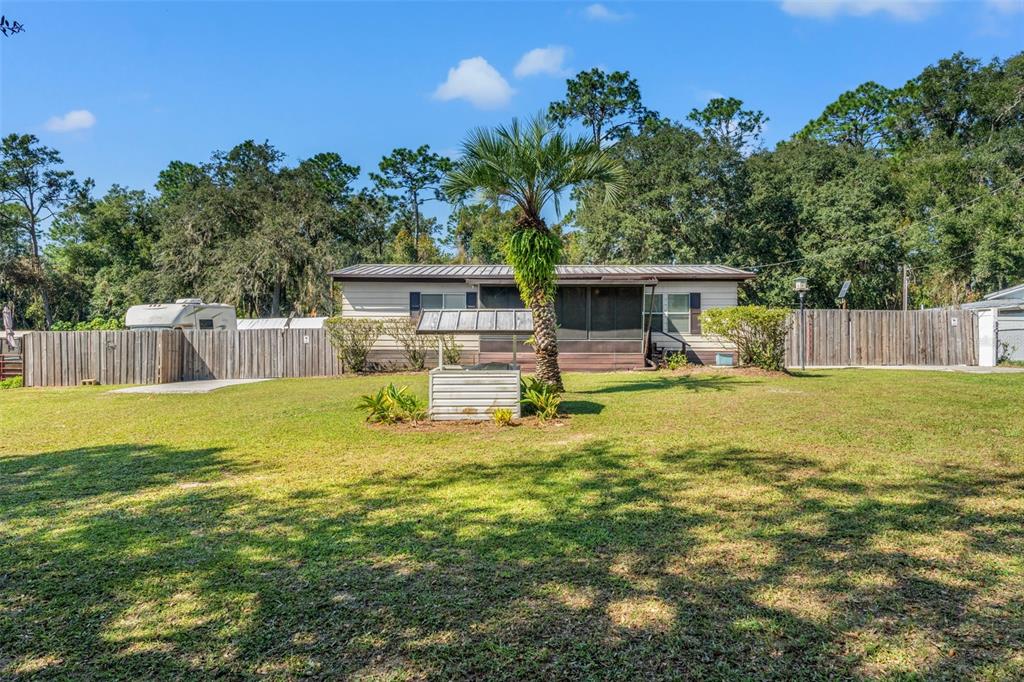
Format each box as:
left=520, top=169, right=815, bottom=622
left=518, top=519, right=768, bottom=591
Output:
left=22, top=329, right=343, bottom=387
left=785, top=308, right=978, bottom=367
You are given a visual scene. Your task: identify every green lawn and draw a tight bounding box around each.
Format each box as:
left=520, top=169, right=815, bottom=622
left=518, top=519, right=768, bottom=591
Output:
left=2, top=370, right=1023, bottom=680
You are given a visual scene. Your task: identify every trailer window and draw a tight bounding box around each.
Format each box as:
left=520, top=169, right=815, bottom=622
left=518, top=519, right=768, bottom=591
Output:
left=199, top=319, right=214, bottom=330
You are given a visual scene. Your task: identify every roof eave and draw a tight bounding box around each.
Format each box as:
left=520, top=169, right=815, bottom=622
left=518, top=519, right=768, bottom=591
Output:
left=332, top=272, right=756, bottom=283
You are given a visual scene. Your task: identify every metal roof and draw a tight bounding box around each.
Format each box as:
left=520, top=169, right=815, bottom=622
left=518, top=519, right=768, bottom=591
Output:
left=984, top=282, right=1024, bottom=301
left=415, top=308, right=534, bottom=335
left=962, top=298, right=1024, bottom=311
left=331, top=263, right=754, bottom=282
left=237, top=317, right=327, bottom=330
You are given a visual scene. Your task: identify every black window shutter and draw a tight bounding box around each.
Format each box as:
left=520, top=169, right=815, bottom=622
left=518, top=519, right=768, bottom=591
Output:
left=689, top=293, right=702, bottom=334
left=409, top=292, right=421, bottom=315
left=466, top=291, right=478, bottom=309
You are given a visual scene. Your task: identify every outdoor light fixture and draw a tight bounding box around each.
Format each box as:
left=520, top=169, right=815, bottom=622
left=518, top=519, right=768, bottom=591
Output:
left=794, top=277, right=810, bottom=370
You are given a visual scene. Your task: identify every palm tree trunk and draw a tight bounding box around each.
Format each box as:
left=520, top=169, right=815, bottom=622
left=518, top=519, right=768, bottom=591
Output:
left=528, top=288, right=563, bottom=391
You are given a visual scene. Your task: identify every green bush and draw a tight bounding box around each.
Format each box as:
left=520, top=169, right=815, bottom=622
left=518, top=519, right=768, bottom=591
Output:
left=51, top=318, right=124, bottom=331
left=382, top=318, right=432, bottom=370
left=357, top=383, right=427, bottom=424
left=326, top=317, right=383, bottom=373
left=492, top=408, right=514, bottom=426
left=440, top=335, right=463, bottom=366
left=520, top=376, right=561, bottom=421
left=1, top=375, right=23, bottom=390
left=665, top=352, right=689, bottom=370
left=701, top=306, right=790, bottom=371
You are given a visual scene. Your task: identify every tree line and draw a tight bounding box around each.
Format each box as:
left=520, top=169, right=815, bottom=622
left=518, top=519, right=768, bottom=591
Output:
left=1, top=50, right=1021, bottom=329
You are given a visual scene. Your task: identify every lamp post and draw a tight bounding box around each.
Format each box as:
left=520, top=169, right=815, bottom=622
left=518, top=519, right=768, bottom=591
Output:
left=794, top=277, right=810, bottom=370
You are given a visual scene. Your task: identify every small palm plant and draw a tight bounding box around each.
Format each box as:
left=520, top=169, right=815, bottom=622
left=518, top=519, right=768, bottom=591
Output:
left=443, top=115, right=624, bottom=391
left=357, top=383, right=427, bottom=424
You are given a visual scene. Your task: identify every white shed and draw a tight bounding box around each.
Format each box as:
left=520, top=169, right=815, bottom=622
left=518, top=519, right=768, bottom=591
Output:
left=963, top=283, right=1024, bottom=365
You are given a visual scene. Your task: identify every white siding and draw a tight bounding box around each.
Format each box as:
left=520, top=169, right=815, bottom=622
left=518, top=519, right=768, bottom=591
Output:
left=649, top=281, right=737, bottom=355
left=340, top=281, right=481, bottom=365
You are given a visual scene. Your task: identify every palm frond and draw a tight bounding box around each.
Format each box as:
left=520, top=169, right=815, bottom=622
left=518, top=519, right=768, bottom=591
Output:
left=442, top=113, right=625, bottom=226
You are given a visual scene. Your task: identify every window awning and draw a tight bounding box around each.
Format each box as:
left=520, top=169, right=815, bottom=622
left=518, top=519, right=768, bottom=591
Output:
left=415, top=309, right=533, bottom=335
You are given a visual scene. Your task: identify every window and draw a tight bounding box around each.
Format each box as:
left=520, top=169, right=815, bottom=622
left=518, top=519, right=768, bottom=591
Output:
left=420, top=293, right=470, bottom=310
left=666, top=294, right=690, bottom=334
left=421, top=294, right=443, bottom=310
left=198, top=318, right=214, bottom=330
left=643, top=293, right=664, bottom=333
left=645, top=293, right=691, bottom=336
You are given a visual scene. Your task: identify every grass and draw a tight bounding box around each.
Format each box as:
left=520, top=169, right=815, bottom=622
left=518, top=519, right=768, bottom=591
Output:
left=1, top=369, right=1023, bottom=680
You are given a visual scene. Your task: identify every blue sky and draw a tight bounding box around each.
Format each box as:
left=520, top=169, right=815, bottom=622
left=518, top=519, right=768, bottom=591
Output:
left=2, top=0, right=1022, bottom=209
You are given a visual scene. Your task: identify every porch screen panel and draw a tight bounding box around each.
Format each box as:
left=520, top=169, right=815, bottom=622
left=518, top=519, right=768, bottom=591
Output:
left=556, top=286, right=588, bottom=339
left=590, top=287, right=643, bottom=339
left=480, top=286, right=524, bottom=309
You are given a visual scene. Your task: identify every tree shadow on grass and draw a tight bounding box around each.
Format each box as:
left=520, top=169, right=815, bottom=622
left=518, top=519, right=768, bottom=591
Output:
left=2, top=441, right=1023, bottom=679
left=559, top=399, right=604, bottom=415
left=0, top=444, right=237, bottom=521
left=578, top=374, right=753, bottom=395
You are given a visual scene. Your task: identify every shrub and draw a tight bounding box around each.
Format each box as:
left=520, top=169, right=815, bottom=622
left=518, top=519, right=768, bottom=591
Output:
left=357, top=383, right=427, bottom=424
left=665, top=352, right=689, bottom=370
left=440, top=335, right=463, bottom=366
left=1, top=375, right=23, bottom=390
left=326, top=317, right=383, bottom=373
left=382, top=318, right=432, bottom=370
left=51, top=317, right=124, bottom=331
left=492, top=408, right=514, bottom=426
left=701, top=306, right=790, bottom=371
left=520, top=376, right=561, bottom=421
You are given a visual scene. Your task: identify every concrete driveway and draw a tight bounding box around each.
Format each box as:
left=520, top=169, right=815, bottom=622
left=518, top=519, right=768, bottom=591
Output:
left=110, top=379, right=271, bottom=394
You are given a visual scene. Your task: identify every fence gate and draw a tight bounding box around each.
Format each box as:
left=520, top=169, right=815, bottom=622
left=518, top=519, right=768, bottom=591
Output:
left=785, top=308, right=978, bottom=368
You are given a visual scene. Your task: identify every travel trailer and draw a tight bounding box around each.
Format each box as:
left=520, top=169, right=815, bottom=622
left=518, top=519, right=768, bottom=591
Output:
left=124, top=299, right=237, bottom=331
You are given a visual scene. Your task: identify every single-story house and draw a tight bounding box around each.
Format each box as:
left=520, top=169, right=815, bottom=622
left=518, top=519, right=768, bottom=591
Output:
left=330, top=264, right=754, bottom=371
left=963, top=282, right=1024, bottom=364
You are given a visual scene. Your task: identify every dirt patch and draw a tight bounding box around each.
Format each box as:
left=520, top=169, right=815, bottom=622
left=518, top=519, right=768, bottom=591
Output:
left=368, top=414, right=571, bottom=433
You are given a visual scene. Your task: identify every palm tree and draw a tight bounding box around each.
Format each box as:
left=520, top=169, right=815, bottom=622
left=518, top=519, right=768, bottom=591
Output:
left=443, top=115, right=624, bottom=391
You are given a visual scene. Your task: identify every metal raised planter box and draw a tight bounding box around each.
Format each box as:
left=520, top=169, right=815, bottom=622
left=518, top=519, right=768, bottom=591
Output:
left=416, top=308, right=533, bottom=422
left=428, top=365, right=521, bottom=421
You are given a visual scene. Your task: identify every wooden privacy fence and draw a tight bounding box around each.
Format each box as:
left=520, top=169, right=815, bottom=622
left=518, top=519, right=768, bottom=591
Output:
left=22, top=329, right=344, bottom=387
left=785, top=308, right=978, bottom=367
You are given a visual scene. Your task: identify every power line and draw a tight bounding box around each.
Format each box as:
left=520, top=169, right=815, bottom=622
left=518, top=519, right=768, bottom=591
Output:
left=747, top=169, right=1024, bottom=272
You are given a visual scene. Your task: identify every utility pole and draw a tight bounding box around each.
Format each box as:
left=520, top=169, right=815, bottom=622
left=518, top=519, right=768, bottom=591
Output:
left=901, top=264, right=910, bottom=311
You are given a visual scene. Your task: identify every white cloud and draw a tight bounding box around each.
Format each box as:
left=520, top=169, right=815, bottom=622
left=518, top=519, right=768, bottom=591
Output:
left=779, top=0, right=936, bottom=21
left=44, top=109, right=96, bottom=133
left=696, top=89, right=725, bottom=103
left=585, top=3, right=627, bottom=22
left=433, top=57, right=514, bottom=109
left=514, top=46, right=569, bottom=79
left=984, top=0, right=1023, bottom=14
